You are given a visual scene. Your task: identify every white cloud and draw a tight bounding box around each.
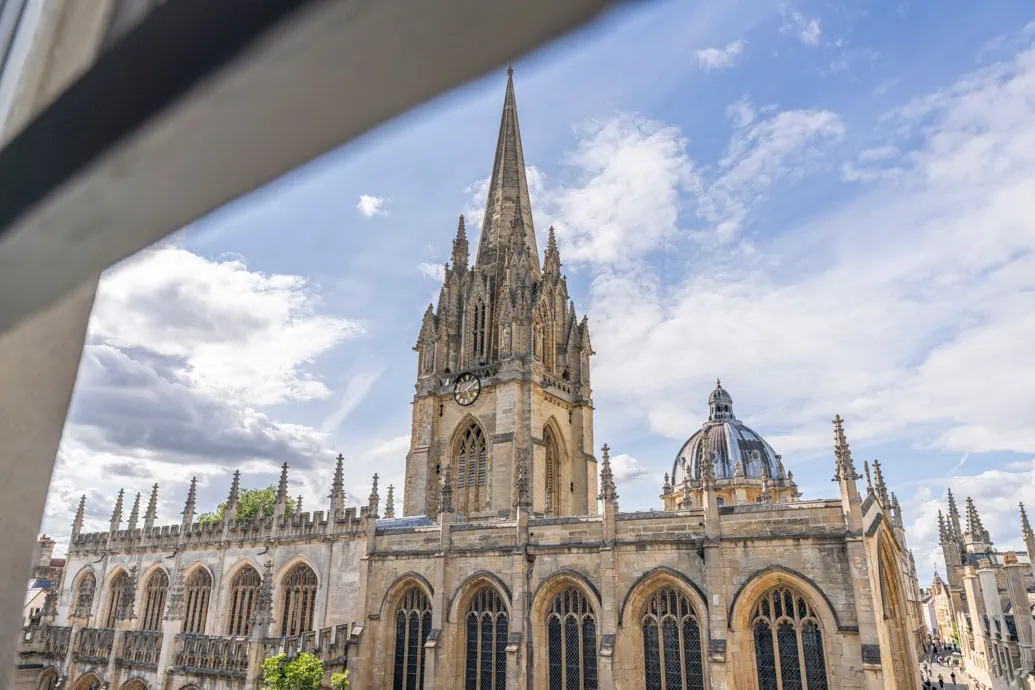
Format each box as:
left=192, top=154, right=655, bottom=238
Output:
left=780, top=9, right=822, bottom=46
left=357, top=194, right=389, bottom=217
left=695, top=40, right=745, bottom=71
left=610, top=453, right=650, bottom=483
left=417, top=262, right=446, bottom=282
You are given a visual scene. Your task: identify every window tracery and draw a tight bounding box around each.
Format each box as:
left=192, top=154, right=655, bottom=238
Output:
left=140, top=570, right=169, bottom=631
left=74, top=572, right=96, bottom=618
left=182, top=568, right=212, bottom=633
left=392, top=587, right=432, bottom=690
left=546, top=587, right=597, bottom=690
left=279, top=564, right=317, bottom=636
left=751, top=586, right=827, bottom=690
left=226, top=566, right=261, bottom=635
left=641, top=586, right=704, bottom=690
left=455, top=423, right=488, bottom=515
left=464, top=587, right=508, bottom=690
left=104, top=571, right=130, bottom=627
left=544, top=426, right=561, bottom=516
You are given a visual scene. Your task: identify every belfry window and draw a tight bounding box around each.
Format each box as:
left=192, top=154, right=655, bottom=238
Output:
left=751, top=586, right=828, bottom=690
left=455, top=423, right=488, bottom=515
left=544, top=426, right=561, bottom=516
left=392, top=587, right=432, bottom=690
left=464, top=587, right=508, bottom=690
left=182, top=568, right=212, bottom=633
left=104, top=570, right=130, bottom=627
left=74, top=572, right=96, bottom=618
left=279, top=564, right=318, bottom=636
left=472, top=300, right=488, bottom=361
left=226, top=566, right=261, bottom=635
left=546, top=587, right=597, bottom=690
left=140, top=570, right=169, bottom=631
left=641, top=586, right=704, bottom=690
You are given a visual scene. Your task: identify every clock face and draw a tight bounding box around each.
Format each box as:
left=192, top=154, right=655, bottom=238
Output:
left=453, top=372, right=481, bottom=406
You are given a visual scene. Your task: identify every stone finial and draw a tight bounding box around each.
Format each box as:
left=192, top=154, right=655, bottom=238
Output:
left=144, top=483, right=158, bottom=530
left=965, top=496, right=990, bottom=544
left=119, top=566, right=138, bottom=621
left=227, top=470, right=241, bottom=511
left=110, top=489, right=125, bottom=532
left=440, top=466, right=454, bottom=514
left=72, top=495, right=86, bottom=537
left=451, top=215, right=469, bottom=271
left=181, top=477, right=197, bottom=528
left=127, top=492, right=141, bottom=531
left=871, top=459, right=889, bottom=507
left=1020, top=502, right=1033, bottom=541
left=251, top=560, right=275, bottom=631
left=513, top=448, right=530, bottom=509
left=368, top=473, right=380, bottom=517
left=329, top=453, right=346, bottom=518
left=276, top=463, right=289, bottom=504
left=598, top=444, right=618, bottom=504
left=831, top=414, right=861, bottom=482
left=384, top=485, right=396, bottom=519
left=863, top=461, right=874, bottom=495
left=662, top=472, right=672, bottom=495
left=295, top=494, right=304, bottom=516
left=165, top=570, right=185, bottom=621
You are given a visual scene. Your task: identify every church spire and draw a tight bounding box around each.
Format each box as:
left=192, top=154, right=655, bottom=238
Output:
left=144, top=483, right=158, bottom=531
left=475, top=68, right=539, bottom=276
left=451, top=215, right=469, bottom=271
left=127, top=492, right=141, bottom=531
left=329, top=453, right=346, bottom=519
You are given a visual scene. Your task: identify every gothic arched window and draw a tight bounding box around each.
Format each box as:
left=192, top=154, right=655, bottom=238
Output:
left=140, top=570, right=169, bottom=631
left=392, top=587, right=432, bottom=690
left=751, top=586, right=828, bottom=690
left=464, top=587, right=508, bottom=690
left=472, top=299, right=488, bottom=361
left=226, top=566, right=261, bottom=635
left=455, top=423, right=488, bottom=515
left=74, top=572, right=96, bottom=618
left=279, top=564, right=318, bottom=636
left=641, top=586, right=704, bottom=690
left=547, top=587, right=597, bottom=690
left=544, top=426, right=561, bottom=516
left=182, top=568, right=212, bottom=633
left=104, top=570, right=130, bottom=627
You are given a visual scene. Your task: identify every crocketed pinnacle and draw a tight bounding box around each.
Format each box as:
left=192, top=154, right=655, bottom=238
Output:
left=182, top=477, right=197, bottom=526
left=110, top=489, right=124, bottom=532
left=127, top=492, right=141, bottom=531
left=227, top=470, right=241, bottom=509
left=384, top=484, right=396, bottom=519
left=937, top=510, right=947, bottom=544
left=330, top=453, right=346, bottom=517
left=144, top=483, right=158, bottom=528
left=965, top=496, right=989, bottom=543
left=871, top=459, right=890, bottom=507
left=276, top=463, right=289, bottom=504
left=598, top=443, right=618, bottom=503
left=72, top=495, right=86, bottom=535
left=368, top=473, right=380, bottom=517
left=832, top=414, right=861, bottom=482
left=451, top=215, right=469, bottom=271
left=475, top=68, right=539, bottom=276
left=1021, top=502, right=1033, bottom=541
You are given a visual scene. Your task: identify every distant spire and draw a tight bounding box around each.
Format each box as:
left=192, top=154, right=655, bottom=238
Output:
left=384, top=484, right=396, bottom=519
left=938, top=510, right=947, bottom=544
left=277, top=463, right=289, bottom=504
left=872, top=459, right=889, bottom=507
left=295, top=494, right=303, bottom=516
left=598, top=443, right=618, bottom=504
left=329, top=453, right=346, bottom=519
left=1021, top=503, right=1033, bottom=541
left=127, top=492, right=141, bottom=531
left=144, top=483, right=158, bottom=530
left=947, top=488, right=964, bottom=543
left=474, top=68, right=539, bottom=276
left=72, top=495, right=86, bottom=538
left=110, top=489, right=124, bottom=532
left=182, top=477, right=197, bottom=528
left=451, top=215, right=469, bottom=271
left=368, top=473, right=380, bottom=517
left=965, top=496, right=989, bottom=544
left=227, top=470, right=241, bottom=512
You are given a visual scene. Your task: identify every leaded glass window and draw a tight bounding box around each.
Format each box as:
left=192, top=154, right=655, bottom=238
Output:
left=182, top=568, right=212, bottom=633
left=751, top=586, right=828, bottom=690
left=140, top=570, right=169, bottom=631
left=455, top=423, right=488, bottom=515
left=641, top=586, right=705, bottom=690
left=279, top=564, right=318, bottom=636
left=464, top=587, right=508, bottom=690
left=472, top=300, right=489, bottom=361
left=104, top=570, right=130, bottom=627
left=227, top=566, right=260, bottom=635
left=74, top=572, right=96, bottom=618
left=392, top=588, right=431, bottom=690
left=546, top=587, right=597, bottom=690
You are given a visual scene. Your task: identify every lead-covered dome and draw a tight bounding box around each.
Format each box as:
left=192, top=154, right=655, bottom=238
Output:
left=671, top=380, right=784, bottom=484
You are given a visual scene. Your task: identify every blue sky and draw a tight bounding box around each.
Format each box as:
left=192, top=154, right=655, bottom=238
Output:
left=45, top=0, right=1035, bottom=583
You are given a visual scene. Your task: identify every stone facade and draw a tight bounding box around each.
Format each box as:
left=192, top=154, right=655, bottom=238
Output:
left=932, top=495, right=1035, bottom=689
left=18, top=71, right=930, bottom=690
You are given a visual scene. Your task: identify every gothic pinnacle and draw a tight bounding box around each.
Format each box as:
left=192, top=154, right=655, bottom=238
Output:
left=385, top=484, right=396, bottom=519
left=182, top=477, right=197, bottom=527
left=296, top=494, right=303, bottom=515
left=330, top=453, right=346, bottom=518
left=452, top=215, right=469, bottom=270
left=872, top=459, right=889, bottom=507
left=144, top=483, right=158, bottom=529
left=965, top=496, right=988, bottom=543
left=863, top=460, right=874, bottom=495
left=127, top=492, right=141, bottom=531
left=72, top=495, right=86, bottom=536
left=228, top=470, right=241, bottom=509
left=598, top=443, right=618, bottom=504
left=831, top=414, right=861, bottom=482
left=277, top=463, right=289, bottom=504
left=1021, top=502, right=1033, bottom=540
left=368, top=473, right=380, bottom=517
left=110, top=489, right=124, bottom=532
left=938, top=510, right=947, bottom=544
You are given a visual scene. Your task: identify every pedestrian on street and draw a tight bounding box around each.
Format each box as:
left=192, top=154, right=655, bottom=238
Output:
left=938, top=674, right=944, bottom=688
left=950, top=672, right=956, bottom=685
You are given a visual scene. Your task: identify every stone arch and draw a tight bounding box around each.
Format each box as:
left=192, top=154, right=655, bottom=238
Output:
left=72, top=672, right=102, bottom=690
left=447, top=571, right=512, bottom=623
left=119, top=677, right=149, bottom=690
left=727, top=566, right=840, bottom=690
left=446, top=572, right=512, bottom=689
left=225, top=560, right=262, bottom=636
left=275, top=555, right=319, bottom=588
left=530, top=570, right=602, bottom=690
left=542, top=417, right=567, bottom=516
left=379, top=572, right=434, bottom=619
left=71, top=566, right=98, bottom=619
left=276, top=558, right=319, bottom=637
left=380, top=573, right=433, bottom=690
left=450, top=416, right=489, bottom=515
left=614, top=567, right=710, bottom=688
left=35, top=665, right=59, bottom=690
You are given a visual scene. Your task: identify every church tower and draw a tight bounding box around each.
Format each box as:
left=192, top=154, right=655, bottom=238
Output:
left=403, top=69, right=596, bottom=518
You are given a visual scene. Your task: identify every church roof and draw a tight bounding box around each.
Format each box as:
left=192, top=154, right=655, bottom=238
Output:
left=671, top=381, right=784, bottom=484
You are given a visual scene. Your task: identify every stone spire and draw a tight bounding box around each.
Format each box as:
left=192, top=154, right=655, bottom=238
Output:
left=384, top=485, right=396, bottom=519
left=863, top=461, right=874, bottom=495
left=543, top=226, right=561, bottom=276
left=127, top=492, right=141, bottom=531
left=1021, top=503, right=1035, bottom=577
left=329, top=453, right=346, bottom=519
left=110, top=489, right=124, bottom=533
left=474, top=67, right=539, bottom=277
left=831, top=414, right=861, bottom=481
left=368, top=473, right=380, bottom=518
left=451, top=215, right=469, bottom=272
left=181, top=477, right=197, bottom=530
left=871, top=459, right=890, bottom=507
left=144, top=483, right=159, bottom=531
left=965, top=496, right=990, bottom=545
left=891, top=492, right=904, bottom=528
left=72, top=495, right=86, bottom=539
left=276, top=463, right=289, bottom=505
left=947, top=488, right=963, bottom=543
left=598, top=443, right=618, bottom=504
left=295, top=494, right=304, bottom=516
left=938, top=510, right=948, bottom=544
left=251, top=560, right=275, bottom=634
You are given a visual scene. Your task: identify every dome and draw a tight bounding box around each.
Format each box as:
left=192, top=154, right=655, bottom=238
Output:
left=670, top=380, right=784, bottom=484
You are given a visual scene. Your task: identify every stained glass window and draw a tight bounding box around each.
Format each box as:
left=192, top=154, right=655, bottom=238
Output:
left=750, top=586, right=828, bottom=690
left=182, top=568, right=212, bottom=633
left=226, top=566, right=260, bottom=635
left=140, top=570, right=168, bottom=631
left=392, top=587, right=431, bottom=690
left=546, top=587, right=597, bottom=690
left=640, top=586, right=705, bottom=690
left=279, top=564, right=317, bottom=636
left=463, top=587, right=508, bottom=690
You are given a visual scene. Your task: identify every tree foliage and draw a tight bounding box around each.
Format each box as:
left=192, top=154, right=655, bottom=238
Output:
left=198, top=486, right=295, bottom=524
left=261, top=653, right=328, bottom=690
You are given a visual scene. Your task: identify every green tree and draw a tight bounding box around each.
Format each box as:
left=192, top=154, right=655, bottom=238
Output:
left=261, top=653, right=330, bottom=690
left=198, top=486, right=295, bottom=524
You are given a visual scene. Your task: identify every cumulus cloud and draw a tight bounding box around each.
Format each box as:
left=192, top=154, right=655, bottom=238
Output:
left=696, top=40, right=745, bottom=71
left=417, top=262, right=446, bottom=282
left=610, top=453, right=651, bottom=483
left=781, top=9, right=822, bottom=46
left=357, top=194, right=389, bottom=217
